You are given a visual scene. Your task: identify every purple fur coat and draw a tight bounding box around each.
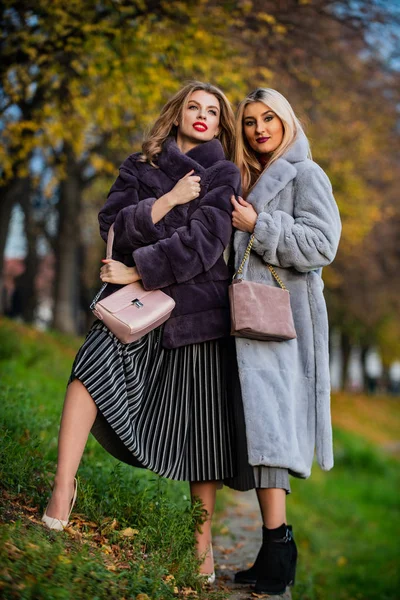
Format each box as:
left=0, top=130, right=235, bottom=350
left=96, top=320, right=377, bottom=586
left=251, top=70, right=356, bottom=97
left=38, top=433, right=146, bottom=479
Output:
left=98, top=137, right=241, bottom=348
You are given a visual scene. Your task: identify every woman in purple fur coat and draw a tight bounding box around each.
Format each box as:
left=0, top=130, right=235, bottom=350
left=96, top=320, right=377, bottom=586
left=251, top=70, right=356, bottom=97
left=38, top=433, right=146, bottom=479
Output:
left=42, top=82, right=241, bottom=582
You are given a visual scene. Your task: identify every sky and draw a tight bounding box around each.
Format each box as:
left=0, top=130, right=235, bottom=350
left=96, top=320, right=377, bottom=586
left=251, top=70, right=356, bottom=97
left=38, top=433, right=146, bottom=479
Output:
left=5, top=205, right=25, bottom=258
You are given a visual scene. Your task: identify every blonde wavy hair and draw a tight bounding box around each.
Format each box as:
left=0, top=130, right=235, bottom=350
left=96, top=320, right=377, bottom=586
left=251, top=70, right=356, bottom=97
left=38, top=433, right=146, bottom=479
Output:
left=140, top=82, right=235, bottom=164
left=234, top=88, right=311, bottom=194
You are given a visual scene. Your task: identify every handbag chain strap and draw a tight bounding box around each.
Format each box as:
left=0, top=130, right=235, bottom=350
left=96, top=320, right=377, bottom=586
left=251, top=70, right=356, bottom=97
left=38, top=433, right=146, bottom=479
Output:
left=90, top=282, right=108, bottom=310
left=233, top=234, right=288, bottom=291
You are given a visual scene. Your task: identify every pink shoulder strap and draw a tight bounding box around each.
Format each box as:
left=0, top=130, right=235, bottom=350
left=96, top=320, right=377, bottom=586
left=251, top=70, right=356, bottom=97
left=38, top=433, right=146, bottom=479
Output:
left=106, top=224, right=115, bottom=259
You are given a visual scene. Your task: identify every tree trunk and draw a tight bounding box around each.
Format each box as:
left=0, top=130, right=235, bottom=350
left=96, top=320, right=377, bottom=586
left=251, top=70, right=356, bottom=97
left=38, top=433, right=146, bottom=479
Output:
left=0, top=179, right=29, bottom=314
left=340, top=332, right=352, bottom=390
left=52, top=145, right=82, bottom=334
left=78, top=241, right=96, bottom=334
left=360, top=344, right=370, bottom=393
left=14, top=180, right=40, bottom=322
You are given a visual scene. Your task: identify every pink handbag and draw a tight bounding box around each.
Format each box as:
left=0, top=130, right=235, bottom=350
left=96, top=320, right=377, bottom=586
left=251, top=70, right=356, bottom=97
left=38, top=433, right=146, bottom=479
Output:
left=229, top=234, right=296, bottom=342
left=90, top=225, right=175, bottom=344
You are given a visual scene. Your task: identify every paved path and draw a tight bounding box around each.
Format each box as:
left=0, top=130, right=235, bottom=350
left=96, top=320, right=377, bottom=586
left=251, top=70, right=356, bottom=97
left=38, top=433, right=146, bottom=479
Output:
left=213, top=490, right=292, bottom=600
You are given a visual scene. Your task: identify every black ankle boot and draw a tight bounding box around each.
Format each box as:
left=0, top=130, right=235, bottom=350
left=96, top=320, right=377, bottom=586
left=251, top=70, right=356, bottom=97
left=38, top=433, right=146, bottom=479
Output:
left=234, top=525, right=269, bottom=584
left=234, top=524, right=296, bottom=587
left=254, top=523, right=297, bottom=595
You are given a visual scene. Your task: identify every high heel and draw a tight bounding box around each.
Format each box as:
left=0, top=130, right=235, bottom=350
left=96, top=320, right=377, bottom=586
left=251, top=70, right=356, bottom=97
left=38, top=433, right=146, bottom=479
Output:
left=205, top=571, right=215, bottom=584
left=42, top=478, right=78, bottom=531
left=199, top=543, right=215, bottom=584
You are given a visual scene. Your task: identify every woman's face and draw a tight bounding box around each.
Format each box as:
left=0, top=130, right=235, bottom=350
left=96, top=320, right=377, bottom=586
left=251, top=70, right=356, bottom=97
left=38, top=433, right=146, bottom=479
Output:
left=243, top=102, right=284, bottom=155
left=176, top=90, right=221, bottom=152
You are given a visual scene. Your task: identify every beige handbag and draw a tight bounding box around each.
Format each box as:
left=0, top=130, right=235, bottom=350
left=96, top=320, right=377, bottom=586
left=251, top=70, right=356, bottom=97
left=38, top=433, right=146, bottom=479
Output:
left=90, top=225, right=175, bottom=344
left=229, top=234, right=296, bottom=341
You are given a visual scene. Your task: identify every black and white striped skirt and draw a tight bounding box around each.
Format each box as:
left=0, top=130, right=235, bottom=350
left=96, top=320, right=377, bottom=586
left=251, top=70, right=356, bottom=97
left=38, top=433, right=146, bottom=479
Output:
left=69, top=321, right=235, bottom=482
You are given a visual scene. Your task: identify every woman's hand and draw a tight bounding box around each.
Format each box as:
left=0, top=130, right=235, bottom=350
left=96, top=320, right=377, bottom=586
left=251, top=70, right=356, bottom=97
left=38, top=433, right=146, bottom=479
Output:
left=167, top=170, right=201, bottom=206
left=152, top=170, right=201, bottom=224
left=100, top=260, right=141, bottom=285
left=231, top=195, right=258, bottom=233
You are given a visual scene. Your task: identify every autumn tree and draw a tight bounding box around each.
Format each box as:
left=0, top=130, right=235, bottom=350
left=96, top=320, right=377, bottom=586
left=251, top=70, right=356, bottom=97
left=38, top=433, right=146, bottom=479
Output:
left=0, top=0, right=250, bottom=330
left=1, top=0, right=399, bottom=347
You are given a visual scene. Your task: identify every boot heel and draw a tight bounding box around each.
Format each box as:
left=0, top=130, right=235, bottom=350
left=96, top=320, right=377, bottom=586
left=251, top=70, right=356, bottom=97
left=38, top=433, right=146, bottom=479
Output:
left=288, top=528, right=297, bottom=586
left=288, top=562, right=296, bottom=586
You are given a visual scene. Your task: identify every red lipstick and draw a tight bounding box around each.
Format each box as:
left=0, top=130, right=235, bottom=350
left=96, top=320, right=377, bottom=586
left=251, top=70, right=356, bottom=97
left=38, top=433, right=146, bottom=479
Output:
left=256, top=137, right=270, bottom=143
left=193, top=122, right=208, bottom=132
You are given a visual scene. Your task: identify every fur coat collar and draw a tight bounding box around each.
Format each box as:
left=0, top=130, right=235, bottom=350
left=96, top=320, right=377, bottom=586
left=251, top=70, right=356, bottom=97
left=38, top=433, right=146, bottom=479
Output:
left=157, top=137, right=227, bottom=180
left=247, top=131, right=310, bottom=215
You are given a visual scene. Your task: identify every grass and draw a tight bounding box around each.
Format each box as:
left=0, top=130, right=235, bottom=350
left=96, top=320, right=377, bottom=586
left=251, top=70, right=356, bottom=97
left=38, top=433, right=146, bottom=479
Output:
left=0, top=318, right=225, bottom=600
left=331, top=392, right=400, bottom=449
left=0, top=317, right=399, bottom=600
left=289, top=427, right=400, bottom=600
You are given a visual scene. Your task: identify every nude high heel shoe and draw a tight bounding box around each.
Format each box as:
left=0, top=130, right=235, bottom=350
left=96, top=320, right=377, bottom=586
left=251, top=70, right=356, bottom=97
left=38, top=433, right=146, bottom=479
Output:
left=204, top=572, right=216, bottom=584
left=199, top=543, right=215, bottom=584
left=42, top=478, right=78, bottom=531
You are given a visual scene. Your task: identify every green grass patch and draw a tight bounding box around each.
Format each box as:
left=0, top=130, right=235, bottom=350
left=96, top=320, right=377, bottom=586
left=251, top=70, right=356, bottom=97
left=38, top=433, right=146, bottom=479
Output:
left=0, top=318, right=225, bottom=599
left=290, top=428, right=400, bottom=600
left=1, top=317, right=399, bottom=599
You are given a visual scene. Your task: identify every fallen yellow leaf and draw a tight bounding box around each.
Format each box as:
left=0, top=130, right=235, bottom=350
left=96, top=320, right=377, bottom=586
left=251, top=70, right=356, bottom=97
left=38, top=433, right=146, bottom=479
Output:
left=26, top=543, right=39, bottom=550
left=181, top=588, right=198, bottom=597
left=57, top=555, right=72, bottom=564
left=120, top=527, right=139, bottom=537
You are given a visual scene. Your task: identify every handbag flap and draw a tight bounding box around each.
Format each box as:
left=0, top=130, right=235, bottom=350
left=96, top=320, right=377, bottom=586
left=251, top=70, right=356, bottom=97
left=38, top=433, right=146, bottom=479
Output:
left=113, top=291, right=175, bottom=327
left=97, top=283, right=151, bottom=313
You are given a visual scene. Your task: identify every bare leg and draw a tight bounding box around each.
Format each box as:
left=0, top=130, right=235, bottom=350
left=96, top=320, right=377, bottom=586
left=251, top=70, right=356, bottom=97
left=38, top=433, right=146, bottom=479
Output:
left=190, top=481, right=218, bottom=575
left=256, top=488, right=287, bottom=529
left=45, top=379, right=97, bottom=520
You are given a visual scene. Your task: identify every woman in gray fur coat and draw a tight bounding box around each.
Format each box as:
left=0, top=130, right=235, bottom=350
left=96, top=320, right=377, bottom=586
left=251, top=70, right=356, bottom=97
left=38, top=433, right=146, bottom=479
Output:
left=230, top=88, right=341, bottom=595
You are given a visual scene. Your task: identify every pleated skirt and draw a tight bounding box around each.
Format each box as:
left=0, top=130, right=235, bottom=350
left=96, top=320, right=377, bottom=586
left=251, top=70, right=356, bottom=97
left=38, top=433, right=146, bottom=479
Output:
left=69, top=321, right=235, bottom=482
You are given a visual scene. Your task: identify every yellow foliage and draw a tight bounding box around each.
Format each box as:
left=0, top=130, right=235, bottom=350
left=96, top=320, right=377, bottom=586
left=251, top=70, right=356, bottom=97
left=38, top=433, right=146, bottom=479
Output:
left=258, top=13, right=276, bottom=25
left=275, top=25, right=287, bottom=35
left=239, top=1, right=253, bottom=15
left=1, top=0, right=398, bottom=267
left=376, top=319, right=400, bottom=366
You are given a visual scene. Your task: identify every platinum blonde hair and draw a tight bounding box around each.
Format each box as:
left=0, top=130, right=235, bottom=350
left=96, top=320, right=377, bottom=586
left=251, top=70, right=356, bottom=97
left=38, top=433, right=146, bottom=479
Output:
left=234, top=88, right=311, bottom=194
left=140, top=81, right=235, bottom=164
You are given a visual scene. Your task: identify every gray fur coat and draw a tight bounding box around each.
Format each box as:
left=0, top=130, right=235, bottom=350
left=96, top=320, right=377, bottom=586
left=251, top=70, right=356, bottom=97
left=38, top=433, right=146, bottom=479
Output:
left=234, top=131, right=341, bottom=478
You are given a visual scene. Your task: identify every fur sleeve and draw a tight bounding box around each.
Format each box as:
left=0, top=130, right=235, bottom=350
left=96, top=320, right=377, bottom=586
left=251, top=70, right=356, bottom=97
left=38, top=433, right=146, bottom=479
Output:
left=98, top=158, right=166, bottom=254
left=251, top=163, right=341, bottom=272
